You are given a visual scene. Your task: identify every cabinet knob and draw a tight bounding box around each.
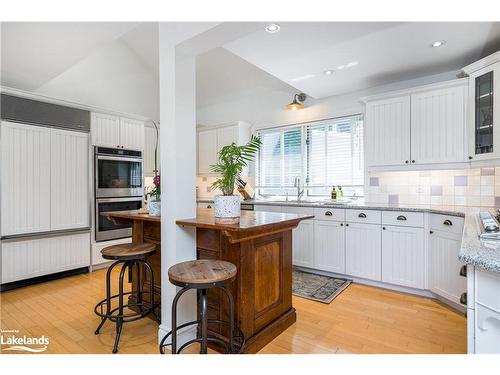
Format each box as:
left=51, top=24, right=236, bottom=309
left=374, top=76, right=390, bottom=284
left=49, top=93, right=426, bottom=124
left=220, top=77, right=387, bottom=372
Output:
left=468, top=156, right=473, bottom=160
left=443, top=219, right=453, bottom=226
left=405, top=160, right=409, bottom=164
left=411, top=160, right=415, bottom=164
left=345, top=223, right=349, bottom=227
left=358, top=213, right=367, bottom=218
left=382, top=227, right=386, bottom=230
left=429, top=230, right=434, bottom=234
left=340, top=223, right=344, bottom=226
left=396, top=215, right=407, bottom=221
left=325, top=211, right=333, bottom=216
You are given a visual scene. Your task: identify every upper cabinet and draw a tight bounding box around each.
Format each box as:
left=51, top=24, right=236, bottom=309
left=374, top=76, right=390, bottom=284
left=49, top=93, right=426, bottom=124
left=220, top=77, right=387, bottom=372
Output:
left=462, top=52, right=500, bottom=162
left=363, top=79, right=468, bottom=169
left=144, top=125, right=160, bottom=177
left=91, top=112, right=145, bottom=150
left=197, top=121, right=251, bottom=175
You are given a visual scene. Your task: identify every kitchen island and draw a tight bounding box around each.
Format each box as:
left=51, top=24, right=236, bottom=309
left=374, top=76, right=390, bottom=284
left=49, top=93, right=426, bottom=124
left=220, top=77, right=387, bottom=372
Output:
left=101, top=210, right=161, bottom=318
left=176, top=208, right=314, bottom=353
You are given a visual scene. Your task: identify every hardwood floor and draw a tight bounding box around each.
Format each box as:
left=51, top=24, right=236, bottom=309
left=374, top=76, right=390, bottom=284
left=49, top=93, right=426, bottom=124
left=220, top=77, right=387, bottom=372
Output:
left=0, top=268, right=466, bottom=354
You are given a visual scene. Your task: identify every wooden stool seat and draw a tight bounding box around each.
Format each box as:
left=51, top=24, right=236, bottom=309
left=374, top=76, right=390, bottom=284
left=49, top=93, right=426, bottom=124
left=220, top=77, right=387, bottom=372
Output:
left=101, top=243, right=156, bottom=260
left=168, top=260, right=237, bottom=287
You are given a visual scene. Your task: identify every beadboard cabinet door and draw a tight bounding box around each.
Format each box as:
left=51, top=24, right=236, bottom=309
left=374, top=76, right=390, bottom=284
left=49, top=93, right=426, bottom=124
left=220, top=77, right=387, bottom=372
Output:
left=314, top=220, right=345, bottom=273
left=119, top=117, right=144, bottom=150
left=1, top=121, right=51, bottom=236
left=91, top=112, right=120, bottom=148
left=429, top=229, right=467, bottom=304
left=381, top=225, right=425, bottom=289
left=50, top=129, right=90, bottom=231
left=345, top=222, right=382, bottom=281
left=365, top=96, right=411, bottom=167
left=1, top=232, right=90, bottom=284
left=410, top=86, right=467, bottom=164
left=197, top=129, right=218, bottom=174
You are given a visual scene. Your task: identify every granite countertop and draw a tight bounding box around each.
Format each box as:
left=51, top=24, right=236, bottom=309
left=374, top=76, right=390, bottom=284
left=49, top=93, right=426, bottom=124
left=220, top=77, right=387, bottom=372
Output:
left=459, top=211, right=500, bottom=273
left=197, top=197, right=466, bottom=217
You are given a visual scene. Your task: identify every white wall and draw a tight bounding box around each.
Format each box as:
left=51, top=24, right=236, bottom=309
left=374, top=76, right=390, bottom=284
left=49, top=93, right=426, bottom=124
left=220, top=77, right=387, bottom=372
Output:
left=35, top=39, right=159, bottom=121
left=197, top=70, right=460, bottom=130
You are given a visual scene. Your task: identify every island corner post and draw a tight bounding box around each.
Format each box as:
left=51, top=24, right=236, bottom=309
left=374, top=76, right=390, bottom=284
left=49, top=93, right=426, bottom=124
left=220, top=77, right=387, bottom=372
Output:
left=102, top=208, right=313, bottom=353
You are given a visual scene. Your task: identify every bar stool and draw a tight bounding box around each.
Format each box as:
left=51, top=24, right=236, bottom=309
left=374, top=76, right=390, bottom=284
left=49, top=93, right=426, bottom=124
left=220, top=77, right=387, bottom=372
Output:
left=94, top=242, right=161, bottom=353
left=159, top=259, right=244, bottom=354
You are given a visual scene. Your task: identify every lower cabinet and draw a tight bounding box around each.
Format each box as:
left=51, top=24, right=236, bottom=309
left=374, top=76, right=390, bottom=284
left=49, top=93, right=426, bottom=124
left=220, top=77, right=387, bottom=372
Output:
left=292, top=219, right=314, bottom=268
left=313, top=220, right=345, bottom=273
left=1, top=232, right=90, bottom=284
left=429, top=229, right=466, bottom=305
left=345, top=222, right=382, bottom=281
left=381, top=225, right=425, bottom=289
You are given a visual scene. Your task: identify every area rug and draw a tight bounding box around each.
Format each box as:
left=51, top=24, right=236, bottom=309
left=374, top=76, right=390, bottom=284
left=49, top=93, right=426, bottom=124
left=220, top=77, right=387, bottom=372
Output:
left=292, top=269, right=351, bottom=304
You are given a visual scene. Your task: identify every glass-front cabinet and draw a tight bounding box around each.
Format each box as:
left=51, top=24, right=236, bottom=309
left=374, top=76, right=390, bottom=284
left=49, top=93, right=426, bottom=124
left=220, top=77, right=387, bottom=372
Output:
left=467, top=60, right=500, bottom=161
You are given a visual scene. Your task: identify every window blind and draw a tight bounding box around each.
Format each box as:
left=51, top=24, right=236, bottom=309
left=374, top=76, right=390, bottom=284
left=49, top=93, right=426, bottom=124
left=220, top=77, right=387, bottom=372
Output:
left=256, top=114, right=364, bottom=197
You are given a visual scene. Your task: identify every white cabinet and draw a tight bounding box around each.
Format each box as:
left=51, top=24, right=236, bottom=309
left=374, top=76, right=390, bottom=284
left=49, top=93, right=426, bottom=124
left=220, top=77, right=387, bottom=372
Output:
left=283, top=207, right=314, bottom=268
left=429, top=229, right=467, bottom=305
left=473, top=268, right=500, bottom=353
left=119, top=117, right=145, bottom=150
left=197, top=129, right=217, bottom=175
left=365, top=96, right=411, bottom=167
left=91, top=112, right=144, bottom=150
left=91, top=112, right=120, bottom=148
left=1, top=121, right=51, bottom=236
left=197, top=122, right=251, bottom=175
left=364, top=80, right=468, bottom=169
left=1, top=232, right=90, bottom=284
left=314, top=220, right=345, bottom=273
left=254, top=204, right=282, bottom=213
left=381, top=225, right=425, bottom=289
left=50, top=128, right=90, bottom=231
left=410, top=86, right=467, bottom=164
left=144, top=125, right=160, bottom=176
left=345, top=222, right=382, bottom=281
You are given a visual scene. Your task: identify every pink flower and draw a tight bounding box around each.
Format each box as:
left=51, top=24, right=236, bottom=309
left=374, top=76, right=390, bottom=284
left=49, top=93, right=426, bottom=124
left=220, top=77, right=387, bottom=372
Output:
left=153, top=174, right=160, bottom=186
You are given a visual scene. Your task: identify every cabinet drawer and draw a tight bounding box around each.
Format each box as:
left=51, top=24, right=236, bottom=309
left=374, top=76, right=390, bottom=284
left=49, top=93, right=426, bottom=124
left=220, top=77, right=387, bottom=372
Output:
left=382, top=211, right=424, bottom=228
left=345, top=209, right=381, bottom=224
left=476, top=269, right=500, bottom=313
left=197, top=202, right=214, bottom=209
left=282, top=206, right=314, bottom=216
left=475, top=304, right=500, bottom=354
left=254, top=204, right=282, bottom=213
left=430, top=214, right=464, bottom=235
left=313, top=207, right=345, bottom=222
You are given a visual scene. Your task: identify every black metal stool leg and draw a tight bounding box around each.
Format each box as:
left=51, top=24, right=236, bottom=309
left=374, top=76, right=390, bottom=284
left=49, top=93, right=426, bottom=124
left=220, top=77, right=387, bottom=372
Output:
left=134, top=261, right=143, bottom=313
left=218, top=286, right=235, bottom=353
left=142, top=261, right=160, bottom=323
left=95, top=260, right=121, bottom=335
left=171, top=286, right=189, bottom=354
left=200, top=288, right=208, bottom=354
left=112, top=261, right=129, bottom=353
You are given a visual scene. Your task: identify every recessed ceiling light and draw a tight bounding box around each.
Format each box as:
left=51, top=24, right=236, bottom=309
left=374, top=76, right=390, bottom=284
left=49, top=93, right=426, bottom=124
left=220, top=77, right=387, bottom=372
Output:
left=265, top=24, right=281, bottom=33
left=323, top=70, right=334, bottom=76
left=431, top=40, right=446, bottom=48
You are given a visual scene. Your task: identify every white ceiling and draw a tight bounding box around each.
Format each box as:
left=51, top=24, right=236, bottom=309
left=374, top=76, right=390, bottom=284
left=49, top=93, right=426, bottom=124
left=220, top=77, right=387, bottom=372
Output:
left=1, top=22, right=139, bottom=90
left=224, top=22, right=500, bottom=98
left=196, top=47, right=296, bottom=107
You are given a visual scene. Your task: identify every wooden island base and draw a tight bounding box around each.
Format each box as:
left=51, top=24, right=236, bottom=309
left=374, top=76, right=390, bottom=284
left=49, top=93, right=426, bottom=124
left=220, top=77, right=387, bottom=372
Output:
left=177, top=209, right=313, bottom=353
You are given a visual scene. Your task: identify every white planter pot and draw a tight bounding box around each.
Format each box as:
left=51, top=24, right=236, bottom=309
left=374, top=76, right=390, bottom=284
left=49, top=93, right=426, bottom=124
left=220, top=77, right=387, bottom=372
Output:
left=149, top=197, right=161, bottom=217
left=214, top=195, right=240, bottom=224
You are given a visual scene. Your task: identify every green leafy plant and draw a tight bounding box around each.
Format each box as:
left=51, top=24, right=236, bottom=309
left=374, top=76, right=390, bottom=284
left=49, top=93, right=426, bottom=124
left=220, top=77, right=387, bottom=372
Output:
left=210, top=135, right=262, bottom=196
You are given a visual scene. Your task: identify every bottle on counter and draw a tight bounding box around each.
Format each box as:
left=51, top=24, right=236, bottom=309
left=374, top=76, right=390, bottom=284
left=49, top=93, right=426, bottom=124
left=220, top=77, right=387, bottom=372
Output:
left=337, top=185, right=343, bottom=198
left=331, top=186, right=337, bottom=200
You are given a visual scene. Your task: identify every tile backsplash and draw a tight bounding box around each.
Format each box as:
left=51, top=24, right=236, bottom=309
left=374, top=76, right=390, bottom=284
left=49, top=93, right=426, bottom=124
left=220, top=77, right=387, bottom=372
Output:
left=366, top=167, right=500, bottom=207
left=196, top=176, right=255, bottom=199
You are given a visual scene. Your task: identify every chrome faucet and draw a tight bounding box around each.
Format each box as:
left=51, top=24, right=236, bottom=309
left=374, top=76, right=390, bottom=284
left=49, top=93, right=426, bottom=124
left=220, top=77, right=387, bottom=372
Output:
left=294, top=176, right=305, bottom=201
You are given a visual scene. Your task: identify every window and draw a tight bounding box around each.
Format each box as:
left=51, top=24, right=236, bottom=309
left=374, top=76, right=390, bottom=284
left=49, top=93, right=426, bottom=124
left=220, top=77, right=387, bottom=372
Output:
left=256, top=114, right=364, bottom=197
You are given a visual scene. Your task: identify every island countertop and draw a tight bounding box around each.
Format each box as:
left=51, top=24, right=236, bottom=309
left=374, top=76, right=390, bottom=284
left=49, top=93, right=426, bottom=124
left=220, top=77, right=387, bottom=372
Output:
left=176, top=208, right=314, bottom=232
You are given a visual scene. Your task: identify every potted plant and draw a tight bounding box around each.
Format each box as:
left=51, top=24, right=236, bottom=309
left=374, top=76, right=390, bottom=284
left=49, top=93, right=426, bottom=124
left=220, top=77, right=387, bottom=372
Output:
left=147, top=174, right=161, bottom=216
left=211, top=135, right=261, bottom=223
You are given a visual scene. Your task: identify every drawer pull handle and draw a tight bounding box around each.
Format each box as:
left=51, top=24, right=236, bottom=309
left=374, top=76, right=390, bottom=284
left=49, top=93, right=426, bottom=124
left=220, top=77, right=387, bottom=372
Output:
left=397, top=215, right=407, bottom=221
left=459, top=265, right=467, bottom=277
left=207, top=205, right=212, bottom=209
left=460, top=292, right=467, bottom=305
left=443, top=219, right=453, bottom=226
left=358, top=213, right=367, bottom=218
left=325, top=211, right=333, bottom=216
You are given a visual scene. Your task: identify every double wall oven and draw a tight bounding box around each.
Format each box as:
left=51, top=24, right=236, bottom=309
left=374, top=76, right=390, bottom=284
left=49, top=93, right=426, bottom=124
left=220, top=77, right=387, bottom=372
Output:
left=94, top=147, right=143, bottom=242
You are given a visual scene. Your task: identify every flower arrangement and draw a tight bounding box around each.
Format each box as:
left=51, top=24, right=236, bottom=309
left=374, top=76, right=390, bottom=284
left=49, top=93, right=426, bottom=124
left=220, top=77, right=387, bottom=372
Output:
left=148, top=174, right=161, bottom=200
